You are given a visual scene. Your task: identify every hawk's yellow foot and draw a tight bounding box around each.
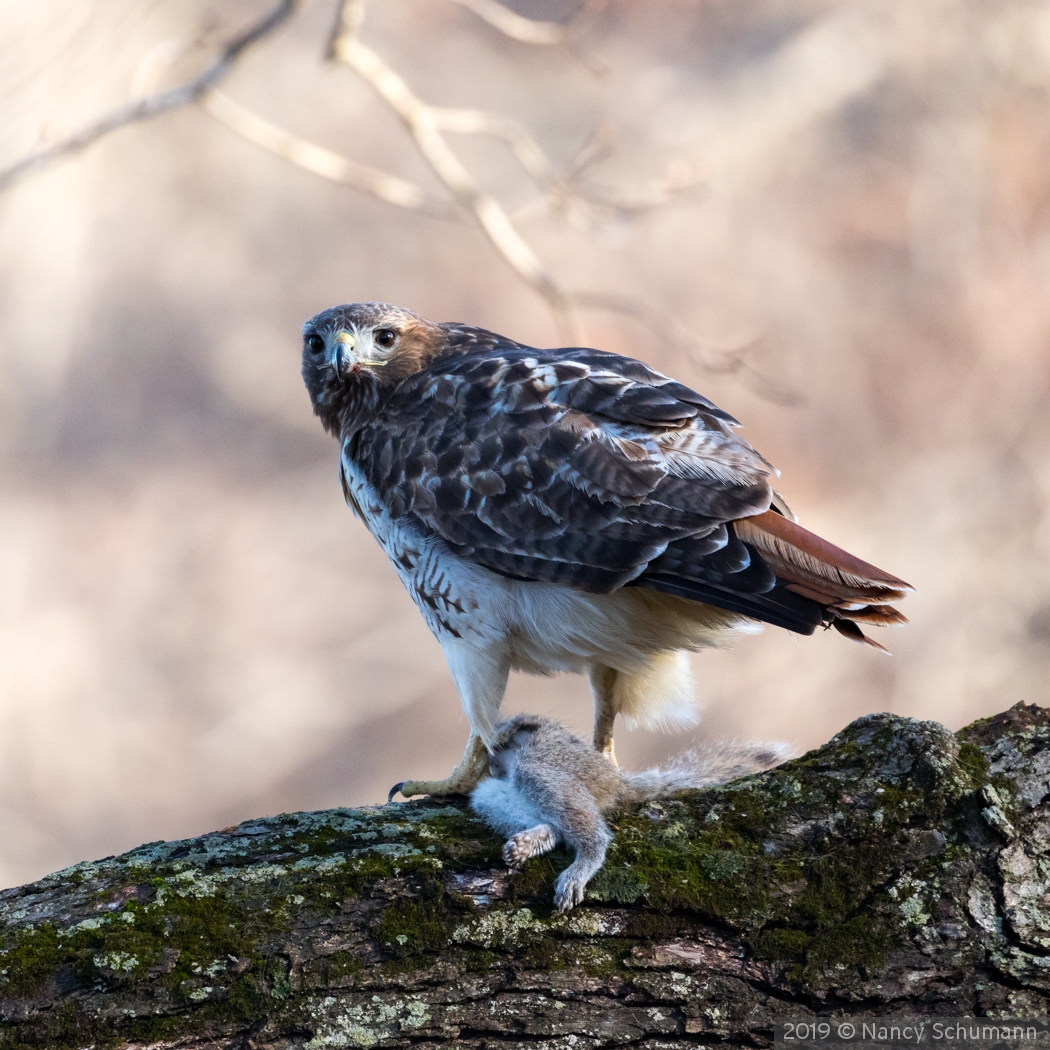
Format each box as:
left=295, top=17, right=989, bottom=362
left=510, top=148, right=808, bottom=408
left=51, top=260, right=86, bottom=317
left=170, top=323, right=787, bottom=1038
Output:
left=389, top=733, right=489, bottom=801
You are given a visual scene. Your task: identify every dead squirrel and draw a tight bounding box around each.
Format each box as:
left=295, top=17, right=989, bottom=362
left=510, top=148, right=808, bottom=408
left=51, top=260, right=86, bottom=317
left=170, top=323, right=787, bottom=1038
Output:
left=471, top=714, right=789, bottom=912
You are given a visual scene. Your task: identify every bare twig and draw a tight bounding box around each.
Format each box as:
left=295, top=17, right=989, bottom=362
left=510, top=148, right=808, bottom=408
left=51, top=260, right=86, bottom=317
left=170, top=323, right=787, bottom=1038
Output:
left=566, top=123, right=614, bottom=182
left=326, top=0, right=367, bottom=59
left=373, top=98, right=703, bottom=241
left=512, top=164, right=706, bottom=231
left=581, top=161, right=706, bottom=213
left=130, top=38, right=191, bottom=100
left=202, top=92, right=460, bottom=219
left=572, top=291, right=804, bottom=406
left=445, top=0, right=565, bottom=45
left=449, top=0, right=610, bottom=80
left=0, top=0, right=298, bottom=193
left=429, top=107, right=560, bottom=193
left=429, top=108, right=694, bottom=217
left=331, top=12, right=579, bottom=342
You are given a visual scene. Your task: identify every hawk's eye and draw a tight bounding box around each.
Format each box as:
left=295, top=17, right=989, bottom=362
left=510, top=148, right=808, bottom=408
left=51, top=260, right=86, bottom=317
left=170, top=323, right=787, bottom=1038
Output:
left=306, top=334, right=325, bottom=355
left=374, top=328, right=397, bottom=349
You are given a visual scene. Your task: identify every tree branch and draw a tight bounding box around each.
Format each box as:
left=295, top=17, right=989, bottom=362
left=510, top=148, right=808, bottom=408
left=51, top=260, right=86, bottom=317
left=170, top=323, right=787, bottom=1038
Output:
left=573, top=290, right=805, bottom=406
left=429, top=107, right=560, bottom=193
left=331, top=7, right=580, bottom=343
left=201, top=91, right=460, bottom=219
left=445, top=0, right=566, bottom=45
left=4, top=703, right=1048, bottom=1046
left=0, top=0, right=298, bottom=193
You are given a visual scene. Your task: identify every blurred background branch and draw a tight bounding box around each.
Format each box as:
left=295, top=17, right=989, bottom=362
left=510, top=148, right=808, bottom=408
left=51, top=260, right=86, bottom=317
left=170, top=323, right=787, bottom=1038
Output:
left=201, top=90, right=460, bottom=219
left=446, top=0, right=567, bottom=45
left=572, top=291, right=804, bottom=407
left=0, top=0, right=725, bottom=352
left=0, top=0, right=298, bottom=192
left=330, top=0, right=580, bottom=340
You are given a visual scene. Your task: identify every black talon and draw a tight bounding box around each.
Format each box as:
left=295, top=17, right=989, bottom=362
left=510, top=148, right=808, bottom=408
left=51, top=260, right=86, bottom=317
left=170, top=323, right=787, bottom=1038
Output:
left=388, top=782, right=405, bottom=803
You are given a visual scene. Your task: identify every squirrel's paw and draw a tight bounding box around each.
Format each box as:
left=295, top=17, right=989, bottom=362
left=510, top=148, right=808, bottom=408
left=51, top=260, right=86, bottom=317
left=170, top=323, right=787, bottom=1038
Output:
left=503, top=824, right=555, bottom=869
left=553, top=870, right=588, bottom=913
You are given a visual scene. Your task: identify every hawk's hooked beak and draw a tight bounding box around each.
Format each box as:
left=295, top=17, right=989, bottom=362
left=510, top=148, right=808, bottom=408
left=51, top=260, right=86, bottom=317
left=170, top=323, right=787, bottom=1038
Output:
left=331, top=331, right=356, bottom=376
left=330, top=329, right=388, bottom=376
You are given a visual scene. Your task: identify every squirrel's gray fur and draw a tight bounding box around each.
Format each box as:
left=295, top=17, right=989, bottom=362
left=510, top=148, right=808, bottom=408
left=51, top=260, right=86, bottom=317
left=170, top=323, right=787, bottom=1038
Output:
left=470, top=714, right=791, bottom=912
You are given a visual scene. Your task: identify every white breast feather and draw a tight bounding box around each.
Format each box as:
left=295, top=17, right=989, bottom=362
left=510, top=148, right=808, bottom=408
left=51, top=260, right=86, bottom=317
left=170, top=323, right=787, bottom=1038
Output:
left=340, top=446, right=752, bottom=720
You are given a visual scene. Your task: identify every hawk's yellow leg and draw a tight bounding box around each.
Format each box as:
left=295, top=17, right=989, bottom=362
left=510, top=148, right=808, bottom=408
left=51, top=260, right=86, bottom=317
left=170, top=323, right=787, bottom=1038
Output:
left=589, top=663, right=619, bottom=765
left=389, top=732, right=490, bottom=801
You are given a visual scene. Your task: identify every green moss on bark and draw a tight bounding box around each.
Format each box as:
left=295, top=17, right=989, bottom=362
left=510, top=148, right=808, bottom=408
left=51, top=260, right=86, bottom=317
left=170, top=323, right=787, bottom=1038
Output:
left=584, top=712, right=985, bottom=979
left=0, top=801, right=505, bottom=1047
left=3, top=706, right=1047, bottom=1048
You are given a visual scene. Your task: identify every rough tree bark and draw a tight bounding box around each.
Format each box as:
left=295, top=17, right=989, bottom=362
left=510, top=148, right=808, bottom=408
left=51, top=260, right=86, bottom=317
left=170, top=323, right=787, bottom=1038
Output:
left=3, top=702, right=1050, bottom=1049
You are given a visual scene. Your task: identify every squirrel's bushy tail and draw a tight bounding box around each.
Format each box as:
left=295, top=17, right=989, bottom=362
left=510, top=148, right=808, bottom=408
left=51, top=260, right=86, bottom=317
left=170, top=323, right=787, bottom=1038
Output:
left=615, top=740, right=792, bottom=807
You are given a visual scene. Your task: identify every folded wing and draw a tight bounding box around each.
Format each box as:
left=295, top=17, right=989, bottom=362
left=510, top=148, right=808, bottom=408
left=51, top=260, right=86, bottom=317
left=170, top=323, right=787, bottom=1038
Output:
left=350, top=332, right=912, bottom=646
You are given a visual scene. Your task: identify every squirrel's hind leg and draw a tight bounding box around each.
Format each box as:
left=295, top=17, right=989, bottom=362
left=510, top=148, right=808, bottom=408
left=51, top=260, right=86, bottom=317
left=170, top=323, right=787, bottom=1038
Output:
left=553, top=835, right=611, bottom=912
left=552, top=799, right=614, bottom=913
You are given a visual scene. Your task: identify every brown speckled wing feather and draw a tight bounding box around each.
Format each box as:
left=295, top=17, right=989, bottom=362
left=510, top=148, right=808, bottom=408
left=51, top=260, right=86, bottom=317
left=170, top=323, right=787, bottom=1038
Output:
left=348, top=332, right=773, bottom=594
left=347, top=328, right=908, bottom=639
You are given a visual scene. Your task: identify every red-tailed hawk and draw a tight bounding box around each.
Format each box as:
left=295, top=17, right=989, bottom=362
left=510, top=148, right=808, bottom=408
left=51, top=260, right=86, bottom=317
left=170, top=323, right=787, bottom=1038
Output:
left=301, top=302, right=912, bottom=799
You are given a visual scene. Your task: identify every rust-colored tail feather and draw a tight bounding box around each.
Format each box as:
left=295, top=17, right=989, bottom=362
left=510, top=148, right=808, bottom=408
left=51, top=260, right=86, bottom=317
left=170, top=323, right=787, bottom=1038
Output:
left=833, top=618, right=890, bottom=653
left=734, top=510, right=913, bottom=649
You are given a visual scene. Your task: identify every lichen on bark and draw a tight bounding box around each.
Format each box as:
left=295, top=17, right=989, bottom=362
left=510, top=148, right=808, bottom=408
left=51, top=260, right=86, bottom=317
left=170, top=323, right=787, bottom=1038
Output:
left=3, top=702, right=1050, bottom=1048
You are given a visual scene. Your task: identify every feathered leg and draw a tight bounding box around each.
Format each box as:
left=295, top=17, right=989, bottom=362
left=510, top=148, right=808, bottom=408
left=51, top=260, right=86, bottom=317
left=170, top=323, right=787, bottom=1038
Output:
left=391, top=640, right=510, bottom=800
left=589, top=653, right=700, bottom=760
left=588, top=663, right=619, bottom=763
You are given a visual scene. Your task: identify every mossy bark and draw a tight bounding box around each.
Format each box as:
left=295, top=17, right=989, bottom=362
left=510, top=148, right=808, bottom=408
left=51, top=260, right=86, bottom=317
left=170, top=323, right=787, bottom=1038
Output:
left=3, top=702, right=1050, bottom=1048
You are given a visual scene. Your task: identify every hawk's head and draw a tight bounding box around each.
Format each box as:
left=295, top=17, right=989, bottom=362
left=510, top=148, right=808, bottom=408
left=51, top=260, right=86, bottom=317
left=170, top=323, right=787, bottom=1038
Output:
left=302, top=302, right=446, bottom=436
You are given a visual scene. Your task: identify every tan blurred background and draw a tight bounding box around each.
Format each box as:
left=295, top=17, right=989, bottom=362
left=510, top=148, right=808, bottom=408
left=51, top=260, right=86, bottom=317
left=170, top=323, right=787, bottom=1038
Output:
left=1, top=0, right=1049, bottom=889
